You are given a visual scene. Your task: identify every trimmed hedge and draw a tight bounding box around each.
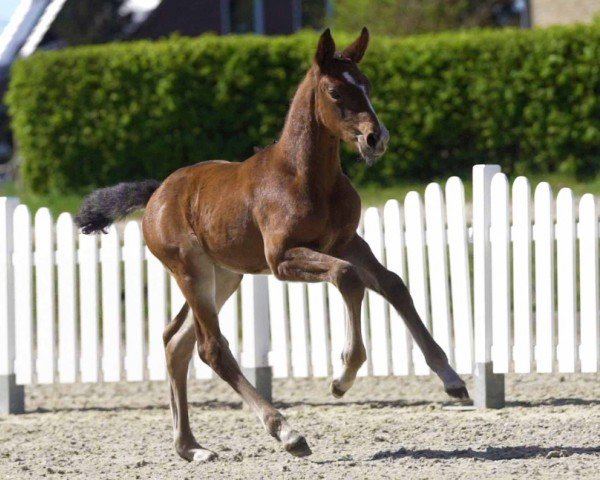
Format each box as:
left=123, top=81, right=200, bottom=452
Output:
left=6, top=26, right=600, bottom=193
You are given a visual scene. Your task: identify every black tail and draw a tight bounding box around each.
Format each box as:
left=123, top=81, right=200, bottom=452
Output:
left=75, top=180, right=161, bottom=234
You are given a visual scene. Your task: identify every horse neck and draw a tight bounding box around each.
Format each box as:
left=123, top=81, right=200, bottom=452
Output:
left=276, top=71, right=341, bottom=191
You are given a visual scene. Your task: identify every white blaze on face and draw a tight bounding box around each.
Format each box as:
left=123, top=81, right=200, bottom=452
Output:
left=342, top=72, right=362, bottom=90
left=341, top=71, right=377, bottom=118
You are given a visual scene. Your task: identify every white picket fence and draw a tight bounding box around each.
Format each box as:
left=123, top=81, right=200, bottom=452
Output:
left=0, top=164, right=599, bottom=396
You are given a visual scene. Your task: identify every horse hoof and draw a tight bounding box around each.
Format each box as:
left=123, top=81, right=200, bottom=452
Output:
left=445, top=385, right=470, bottom=400
left=330, top=381, right=346, bottom=399
left=192, top=449, right=218, bottom=462
left=194, top=450, right=218, bottom=463
left=176, top=442, right=218, bottom=463
left=284, top=433, right=312, bottom=458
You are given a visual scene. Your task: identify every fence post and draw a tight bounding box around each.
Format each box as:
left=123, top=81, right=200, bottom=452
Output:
left=0, top=197, right=24, bottom=414
left=472, top=165, right=505, bottom=408
left=241, top=275, right=272, bottom=402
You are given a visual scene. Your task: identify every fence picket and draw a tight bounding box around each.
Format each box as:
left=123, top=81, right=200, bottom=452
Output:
left=512, top=177, right=533, bottom=373
left=268, top=277, right=290, bottom=377
left=79, top=232, right=100, bottom=382
left=404, top=192, right=430, bottom=375
left=473, top=165, right=502, bottom=367
left=170, top=275, right=186, bottom=319
left=34, top=208, right=56, bottom=384
left=534, top=183, right=555, bottom=372
left=147, top=248, right=168, bottom=380
left=308, top=283, right=330, bottom=377
left=445, top=178, right=473, bottom=374
left=424, top=183, right=453, bottom=366
left=328, top=283, right=346, bottom=378
left=288, top=282, right=310, bottom=377
left=383, top=200, right=412, bottom=375
left=220, top=287, right=240, bottom=362
left=13, top=205, right=34, bottom=384
left=240, top=275, right=270, bottom=374
left=357, top=223, right=371, bottom=377
left=578, top=194, right=599, bottom=372
left=101, top=226, right=122, bottom=382
left=56, top=213, right=77, bottom=383
left=556, top=188, right=577, bottom=372
left=490, top=173, right=511, bottom=373
left=124, top=222, right=146, bottom=381
left=0, top=197, right=19, bottom=403
left=364, top=207, right=390, bottom=375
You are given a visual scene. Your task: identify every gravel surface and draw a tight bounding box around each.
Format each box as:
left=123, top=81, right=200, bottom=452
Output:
left=1, top=373, right=599, bottom=479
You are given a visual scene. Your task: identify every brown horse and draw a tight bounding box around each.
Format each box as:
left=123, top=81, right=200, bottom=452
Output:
left=76, top=28, right=468, bottom=462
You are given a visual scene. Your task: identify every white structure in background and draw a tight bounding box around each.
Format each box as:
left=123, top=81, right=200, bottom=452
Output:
left=0, top=0, right=50, bottom=68
left=0, top=0, right=161, bottom=69
left=122, top=0, right=161, bottom=22
left=18, top=0, right=67, bottom=57
left=1, top=164, right=600, bottom=415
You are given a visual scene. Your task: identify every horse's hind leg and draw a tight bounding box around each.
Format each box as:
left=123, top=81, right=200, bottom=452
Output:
left=163, top=267, right=242, bottom=462
left=174, top=254, right=311, bottom=458
left=163, top=304, right=209, bottom=461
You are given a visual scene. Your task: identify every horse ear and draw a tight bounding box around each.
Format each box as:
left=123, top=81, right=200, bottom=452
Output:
left=342, top=27, right=370, bottom=64
left=315, top=28, right=335, bottom=69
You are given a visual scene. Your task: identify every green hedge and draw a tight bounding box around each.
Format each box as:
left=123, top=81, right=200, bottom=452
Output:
left=6, top=26, right=600, bottom=193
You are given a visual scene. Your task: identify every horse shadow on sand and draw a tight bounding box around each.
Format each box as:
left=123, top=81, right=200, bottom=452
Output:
left=366, top=445, right=600, bottom=462
left=506, top=397, right=600, bottom=408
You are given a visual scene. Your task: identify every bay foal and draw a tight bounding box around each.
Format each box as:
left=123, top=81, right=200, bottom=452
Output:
left=76, top=28, right=468, bottom=462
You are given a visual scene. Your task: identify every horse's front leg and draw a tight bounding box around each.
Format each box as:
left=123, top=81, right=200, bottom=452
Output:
left=339, top=235, right=469, bottom=400
left=267, top=245, right=367, bottom=398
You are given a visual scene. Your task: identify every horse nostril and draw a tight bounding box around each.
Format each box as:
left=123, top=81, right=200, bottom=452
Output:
left=366, top=133, right=379, bottom=149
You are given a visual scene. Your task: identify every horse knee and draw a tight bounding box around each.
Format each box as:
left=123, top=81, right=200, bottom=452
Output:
left=198, top=336, right=217, bottom=367
left=198, top=335, right=234, bottom=377
left=336, top=263, right=364, bottom=297
left=273, top=262, right=290, bottom=281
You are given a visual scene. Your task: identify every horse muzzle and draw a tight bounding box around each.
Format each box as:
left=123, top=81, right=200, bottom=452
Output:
left=356, top=125, right=389, bottom=166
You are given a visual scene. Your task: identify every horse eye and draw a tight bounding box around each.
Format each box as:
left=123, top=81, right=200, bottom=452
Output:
left=328, top=89, right=341, bottom=100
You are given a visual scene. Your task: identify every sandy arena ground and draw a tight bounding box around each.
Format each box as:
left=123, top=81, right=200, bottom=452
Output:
left=1, top=373, right=599, bottom=479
